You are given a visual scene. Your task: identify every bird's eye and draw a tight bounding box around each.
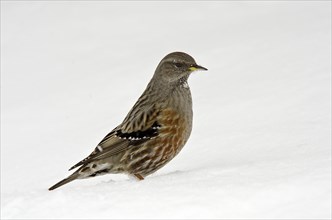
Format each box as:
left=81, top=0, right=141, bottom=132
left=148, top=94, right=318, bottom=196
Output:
left=174, top=63, right=183, bottom=68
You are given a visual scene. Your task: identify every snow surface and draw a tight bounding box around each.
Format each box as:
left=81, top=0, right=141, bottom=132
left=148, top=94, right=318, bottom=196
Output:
left=1, top=1, right=331, bottom=219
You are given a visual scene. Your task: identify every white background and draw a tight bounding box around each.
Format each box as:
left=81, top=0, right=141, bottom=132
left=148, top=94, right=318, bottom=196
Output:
left=1, top=1, right=331, bottom=219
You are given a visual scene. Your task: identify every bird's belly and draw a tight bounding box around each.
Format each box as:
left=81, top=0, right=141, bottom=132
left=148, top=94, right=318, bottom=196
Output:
left=124, top=108, right=192, bottom=176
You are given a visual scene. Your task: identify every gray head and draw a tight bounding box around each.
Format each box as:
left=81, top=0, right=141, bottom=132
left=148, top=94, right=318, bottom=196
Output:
left=153, top=52, right=207, bottom=84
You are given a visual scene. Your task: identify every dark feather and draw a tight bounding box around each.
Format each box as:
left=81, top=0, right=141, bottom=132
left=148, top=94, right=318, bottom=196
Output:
left=49, top=171, right=79, bottom=191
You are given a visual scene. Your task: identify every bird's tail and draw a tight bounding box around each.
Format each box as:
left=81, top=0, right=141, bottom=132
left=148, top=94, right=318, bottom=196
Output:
left=49, top=172, right=80, bottom=191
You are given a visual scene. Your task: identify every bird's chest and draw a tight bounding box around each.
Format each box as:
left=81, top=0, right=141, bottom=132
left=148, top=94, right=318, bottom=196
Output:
left=149, top=92, right=193, bottom=162
left=161, top=86, right=193, bottom=138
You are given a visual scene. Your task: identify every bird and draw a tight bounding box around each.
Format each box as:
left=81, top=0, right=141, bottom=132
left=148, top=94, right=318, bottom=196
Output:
left=49, top=51, right=207, bottom=190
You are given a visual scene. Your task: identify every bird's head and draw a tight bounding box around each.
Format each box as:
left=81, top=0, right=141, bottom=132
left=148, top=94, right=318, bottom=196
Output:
left=153, top=52, right=208, bottom=84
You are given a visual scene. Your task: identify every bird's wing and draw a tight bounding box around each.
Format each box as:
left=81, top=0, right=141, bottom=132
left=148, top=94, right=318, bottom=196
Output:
left=69, top=104, right=161, bottom=171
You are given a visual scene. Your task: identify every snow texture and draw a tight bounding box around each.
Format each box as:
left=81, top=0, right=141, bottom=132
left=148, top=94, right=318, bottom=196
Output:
left=1, top=1, right=331, bottom=219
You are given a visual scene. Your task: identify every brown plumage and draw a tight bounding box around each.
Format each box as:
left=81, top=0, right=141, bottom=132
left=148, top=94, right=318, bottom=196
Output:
left=49, top=52, right=207, bottom=190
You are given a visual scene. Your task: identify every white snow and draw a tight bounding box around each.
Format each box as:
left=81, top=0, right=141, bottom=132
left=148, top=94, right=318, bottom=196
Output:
left=1, top=1, right=331, bottom=219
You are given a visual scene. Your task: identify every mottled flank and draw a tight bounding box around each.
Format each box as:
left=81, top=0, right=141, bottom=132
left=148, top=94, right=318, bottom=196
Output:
left=124, top=108, right=188, bottom=176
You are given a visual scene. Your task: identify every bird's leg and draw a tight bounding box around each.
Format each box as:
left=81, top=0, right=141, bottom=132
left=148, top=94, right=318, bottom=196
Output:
left=133, top=173, right=144, bottom=180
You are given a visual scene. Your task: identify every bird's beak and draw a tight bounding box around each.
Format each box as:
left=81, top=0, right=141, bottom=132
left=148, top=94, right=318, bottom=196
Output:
left=189, top=64, right=208, bottom=71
